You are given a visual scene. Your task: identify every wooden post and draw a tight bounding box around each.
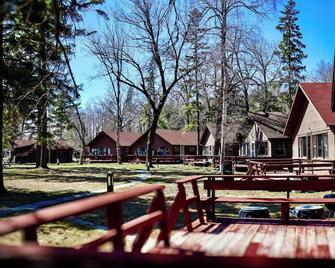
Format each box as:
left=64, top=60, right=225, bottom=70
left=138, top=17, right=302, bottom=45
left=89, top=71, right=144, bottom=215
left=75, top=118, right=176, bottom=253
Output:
left=106, top=202, right=124, bottom=251
left=24, top=226, right=38, bottom=242
left=210, top=177, right=216, bottom=221
left=178, top=183, right=193, bottom=232
left=191, top=180, right=205, bottom=224
left=107, top=172, right=114, bottom=192
left=281, top=203, right=290, bottom=224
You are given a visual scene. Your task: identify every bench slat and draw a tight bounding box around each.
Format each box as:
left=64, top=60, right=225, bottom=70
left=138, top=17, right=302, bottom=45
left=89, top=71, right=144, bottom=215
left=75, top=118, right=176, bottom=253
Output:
left=204, top=179, right=335, bottom=192
left=213, top=197, right=335, bottom=204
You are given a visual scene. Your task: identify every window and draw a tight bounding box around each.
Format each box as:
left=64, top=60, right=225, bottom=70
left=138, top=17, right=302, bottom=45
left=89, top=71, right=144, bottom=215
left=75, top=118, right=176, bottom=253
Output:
left=242, top=143, right=250, bottom=156
left=276, top=141, right=286, bottom=157
left=102, top=147, right=111, bottom=155
left=300, top=133, right=328, bottom=159
left=298, top=137, right=307, bottom=157
left=256, top=141, right=268, bottom=156
left=137, top=147, right=147, bottom=156
left=91, top=147, right=100, bottom=155
left=312, top=133, right=328, bottom=159
left=156, top=147, right=169, bottom=155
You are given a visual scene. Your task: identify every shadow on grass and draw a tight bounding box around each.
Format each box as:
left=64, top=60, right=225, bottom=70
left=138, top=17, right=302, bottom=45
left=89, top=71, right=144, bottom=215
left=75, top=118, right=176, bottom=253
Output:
left=0, top=188, right=90, bottom=212
left=77, top=195, right=199, bottom=231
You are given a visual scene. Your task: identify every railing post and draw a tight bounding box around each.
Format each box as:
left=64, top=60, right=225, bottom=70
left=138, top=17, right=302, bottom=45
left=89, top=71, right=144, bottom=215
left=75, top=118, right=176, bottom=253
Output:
left=107, top=172, right=114, bottom=192
left=178, top=183, right=193, bottom=232
left=24, top=226, right=38, bottom=242
left=106, top=202, right=124, bottom=252
left=191, top=180, right=205, bottom=224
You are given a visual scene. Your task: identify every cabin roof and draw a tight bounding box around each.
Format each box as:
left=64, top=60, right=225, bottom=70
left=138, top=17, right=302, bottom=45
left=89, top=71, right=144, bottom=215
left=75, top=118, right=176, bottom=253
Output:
left=155, top=129, right=197, bottom=146
left=87, top=131, right=142, bottom=147
left=284, top=83, right=335, bottom=135
left=200, top=119, right=253, bottom=145
left=299, top=83, right=334, bottom=125
left=249, top=112, right=289, bottom=139
left=14, top=139, right=73, bottom=149
left=13, top=139, right=36, bottom=148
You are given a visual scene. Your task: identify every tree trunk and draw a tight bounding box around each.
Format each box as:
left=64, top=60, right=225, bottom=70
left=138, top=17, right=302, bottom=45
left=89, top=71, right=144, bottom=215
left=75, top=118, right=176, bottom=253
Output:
left=36, top=97, right=48, bottom=169
left=116, top=80, right=122, bottom=164
left=0, top=12, right=7, bottom=193
left=79, top=139, right=85, bottom=165
left=146, top=112, right=159, bottom=171
left=116, top=126, right=122, bottom=164
left=219, top=0, right=228, bottom=174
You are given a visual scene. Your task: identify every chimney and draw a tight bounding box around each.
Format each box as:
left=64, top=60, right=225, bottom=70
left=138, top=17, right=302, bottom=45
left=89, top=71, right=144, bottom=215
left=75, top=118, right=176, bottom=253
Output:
left=332, top=50, right=335, bottom=112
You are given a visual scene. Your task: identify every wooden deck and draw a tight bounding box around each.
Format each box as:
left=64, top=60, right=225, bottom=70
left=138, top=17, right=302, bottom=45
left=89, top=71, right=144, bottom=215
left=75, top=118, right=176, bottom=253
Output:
left=152, top=220, right=335, bottom=259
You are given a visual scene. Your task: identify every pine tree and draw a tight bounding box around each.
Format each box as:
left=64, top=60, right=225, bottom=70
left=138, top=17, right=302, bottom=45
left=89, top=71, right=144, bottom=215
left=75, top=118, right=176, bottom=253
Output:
left=184, top=7, right=208, bottom=155
left=276, top=0, right=306, bottom=107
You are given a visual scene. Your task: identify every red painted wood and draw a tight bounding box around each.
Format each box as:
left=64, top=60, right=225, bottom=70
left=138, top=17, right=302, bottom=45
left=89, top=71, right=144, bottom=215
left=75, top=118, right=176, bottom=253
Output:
left=204, top=179, right=335, bottom=191
left=0, top=185, right=165, bottom=236
left=214, top=197, right=335, bottom=204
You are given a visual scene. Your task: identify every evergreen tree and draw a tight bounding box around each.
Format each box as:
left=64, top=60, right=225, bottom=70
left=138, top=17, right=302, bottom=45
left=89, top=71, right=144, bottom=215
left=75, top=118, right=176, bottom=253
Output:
left=276, top=0, right=306, bottom=107
left=184, top=7, right=208, bottom=154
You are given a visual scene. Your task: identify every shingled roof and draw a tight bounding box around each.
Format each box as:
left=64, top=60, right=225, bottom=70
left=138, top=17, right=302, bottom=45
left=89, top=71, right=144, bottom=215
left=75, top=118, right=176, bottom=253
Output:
left=285, top=83, right=335, bottom=135
left=87, top=131, right=142, bottom=147
left=249, top=112, right=289, bottom=139
left=14, top=139, right=36, bottom=148
left=155, top=129, right=197, bottom=146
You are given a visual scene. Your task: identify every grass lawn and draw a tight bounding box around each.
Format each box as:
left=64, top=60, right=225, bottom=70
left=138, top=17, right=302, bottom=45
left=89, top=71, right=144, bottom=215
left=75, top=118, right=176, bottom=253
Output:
left=1, top=163, right=333, bottom=249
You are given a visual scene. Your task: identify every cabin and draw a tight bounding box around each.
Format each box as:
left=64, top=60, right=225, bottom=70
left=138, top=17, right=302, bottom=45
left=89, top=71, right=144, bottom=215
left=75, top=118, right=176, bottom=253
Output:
left=200, top=121, right=251, bottom=157
left=13, top=138, right=73, bottom=163
left=240, top=112, right=292, bottom=158
left=13, top=139, right=36, bottom=163
left=284, top=83, right=335, bottom=160
left=131, top=129, right=197, bottom=157
left=86, top=131, right=142, bottom=162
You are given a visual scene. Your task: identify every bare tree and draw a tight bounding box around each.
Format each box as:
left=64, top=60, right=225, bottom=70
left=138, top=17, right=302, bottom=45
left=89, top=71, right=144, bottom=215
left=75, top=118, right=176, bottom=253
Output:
left=202, top=0, right=279, bottom=173
left=108, top=0, right=193, bottom=170
left=87, top=24, right=133, bottom=164
left=248, top=37, right=282, bottom=112
left=310, top=60, right=333, bottom=82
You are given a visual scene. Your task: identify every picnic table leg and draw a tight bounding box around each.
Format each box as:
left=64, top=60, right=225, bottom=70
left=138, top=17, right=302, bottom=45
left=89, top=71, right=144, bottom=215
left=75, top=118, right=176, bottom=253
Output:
left=281, top=203, right=290, bottom=224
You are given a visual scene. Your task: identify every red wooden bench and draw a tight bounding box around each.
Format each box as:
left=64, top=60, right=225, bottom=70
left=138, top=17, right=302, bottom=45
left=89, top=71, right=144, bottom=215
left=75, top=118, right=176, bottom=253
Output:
left=247, top=160, right=335, bottom=175
left=165, top=174, right=335, bottom=233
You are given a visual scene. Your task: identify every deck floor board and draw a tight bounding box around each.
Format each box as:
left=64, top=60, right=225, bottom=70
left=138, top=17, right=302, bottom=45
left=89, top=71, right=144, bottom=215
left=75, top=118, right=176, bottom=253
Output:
left=154, top=221, right=335, bottom=260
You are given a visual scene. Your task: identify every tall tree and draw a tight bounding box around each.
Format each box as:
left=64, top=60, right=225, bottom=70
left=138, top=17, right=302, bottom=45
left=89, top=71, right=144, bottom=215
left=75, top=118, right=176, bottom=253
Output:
left=112, top=0, right=193, bottom=170
left=185, top=7, right=208, bottom=154
left=276, top=0, right=306, bottom=107
left=202, top=0, right=279, bottom=173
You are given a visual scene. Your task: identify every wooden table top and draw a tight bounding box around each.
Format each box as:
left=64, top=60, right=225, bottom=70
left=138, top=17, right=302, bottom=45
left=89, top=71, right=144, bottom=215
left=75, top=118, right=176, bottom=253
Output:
left=163, top=223, right=335, bottom=259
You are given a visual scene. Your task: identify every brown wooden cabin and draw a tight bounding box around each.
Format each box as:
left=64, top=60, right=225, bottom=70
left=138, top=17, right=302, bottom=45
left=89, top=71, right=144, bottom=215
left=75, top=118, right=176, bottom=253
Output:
left=240, top=112, right=292, bottom=158
left=86, top=131, right=141, bottom=162
left=284, top=83, right=335, bottom=160
left=130, top=129, right=197, bottom=162
left=13, top=138, right=73, bottom=163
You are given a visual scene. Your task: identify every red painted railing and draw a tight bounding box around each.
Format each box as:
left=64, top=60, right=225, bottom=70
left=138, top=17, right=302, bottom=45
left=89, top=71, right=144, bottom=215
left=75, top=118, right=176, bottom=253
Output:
left=0, top=185, right=169, bottom=252
left=85, top=154, right=117, bottom=162
left=127, top=155, right=182, bottom=163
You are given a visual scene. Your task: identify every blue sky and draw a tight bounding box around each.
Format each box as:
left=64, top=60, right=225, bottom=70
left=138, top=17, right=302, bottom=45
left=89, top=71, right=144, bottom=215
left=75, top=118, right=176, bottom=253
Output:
left=71, top=0, right=335, bottom=106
